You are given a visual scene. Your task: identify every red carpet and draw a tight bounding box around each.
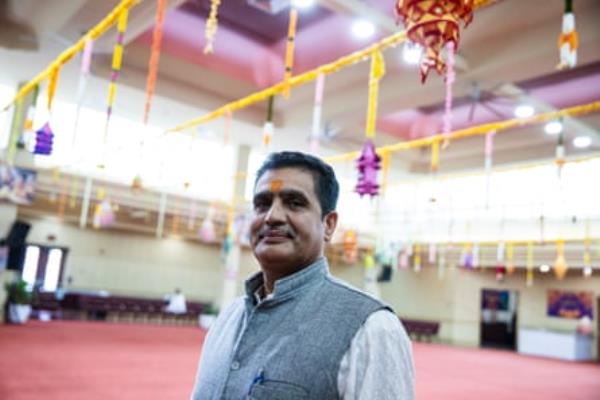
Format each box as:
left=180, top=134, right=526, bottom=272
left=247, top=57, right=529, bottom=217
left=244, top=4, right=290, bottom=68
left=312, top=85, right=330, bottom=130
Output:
left=1, top=321, right=599, bottom=399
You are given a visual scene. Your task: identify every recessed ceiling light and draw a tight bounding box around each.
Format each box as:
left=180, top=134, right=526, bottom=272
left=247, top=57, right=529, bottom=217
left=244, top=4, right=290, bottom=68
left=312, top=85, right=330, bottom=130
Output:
left=573, top=136, right=592, bottom=148
left=402, top=42, right=422, bottom=65
left=291, top=0, right=315, bottom=9
left=544, top=120, right=563, bottom=135
left=514, top=104, right=535, bottom=118
left=539, top=264, right=550, bottom=273
left=352, top=20, right=375, bottom=39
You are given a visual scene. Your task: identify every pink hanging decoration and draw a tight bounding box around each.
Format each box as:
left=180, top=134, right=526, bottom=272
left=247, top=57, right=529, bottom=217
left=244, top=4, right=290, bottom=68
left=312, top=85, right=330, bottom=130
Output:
left=441, top=41, right=456, bottom=148
left=93, top=199, right=115, bottom=228
left=355, top=140, right=381, bottom=197
left=484, top=130, right=495, bottom=208
left=310, top=73, right=325, bottom=154
left=198, top=208, right=216, bottom=243
left=72, top=39, right=94, bottom=150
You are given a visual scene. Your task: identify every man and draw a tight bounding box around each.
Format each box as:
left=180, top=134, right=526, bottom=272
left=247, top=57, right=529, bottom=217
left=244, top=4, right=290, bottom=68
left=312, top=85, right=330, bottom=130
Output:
left=164, top=287, right=187, bottom=314
left=191, top=151, right=414, bottom=399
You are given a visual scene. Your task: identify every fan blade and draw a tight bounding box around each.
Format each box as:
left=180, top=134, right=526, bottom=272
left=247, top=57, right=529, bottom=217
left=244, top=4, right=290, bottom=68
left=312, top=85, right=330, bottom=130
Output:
left=468, top=103, right=476, bottom=122
left=481, top=102, right=505, bottom=119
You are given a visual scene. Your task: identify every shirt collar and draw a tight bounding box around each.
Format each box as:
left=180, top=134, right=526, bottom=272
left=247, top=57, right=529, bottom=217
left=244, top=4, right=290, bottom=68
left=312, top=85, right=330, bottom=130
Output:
left=245, top=257, right=329, bottom=305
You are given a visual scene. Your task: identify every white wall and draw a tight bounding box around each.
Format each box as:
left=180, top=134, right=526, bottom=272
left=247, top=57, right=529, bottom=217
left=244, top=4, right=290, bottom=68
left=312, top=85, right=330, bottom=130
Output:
left=22, top=217, right=260, bottom=304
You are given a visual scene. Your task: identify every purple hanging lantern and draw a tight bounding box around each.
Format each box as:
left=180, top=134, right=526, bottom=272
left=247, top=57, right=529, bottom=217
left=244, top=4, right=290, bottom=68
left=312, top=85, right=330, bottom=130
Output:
left=33, top=122, right=54, bottom=155
left=355, top=140, right=381, bottom=197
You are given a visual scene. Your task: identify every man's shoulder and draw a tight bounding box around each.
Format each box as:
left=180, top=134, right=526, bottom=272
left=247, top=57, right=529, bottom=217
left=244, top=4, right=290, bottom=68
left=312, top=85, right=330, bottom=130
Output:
left=321, top=275, right=393, bottom=312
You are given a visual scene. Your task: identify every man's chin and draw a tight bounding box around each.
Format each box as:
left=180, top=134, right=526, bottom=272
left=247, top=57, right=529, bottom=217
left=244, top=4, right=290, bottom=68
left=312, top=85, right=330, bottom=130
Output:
left=254, top=244, right=294, bottom=266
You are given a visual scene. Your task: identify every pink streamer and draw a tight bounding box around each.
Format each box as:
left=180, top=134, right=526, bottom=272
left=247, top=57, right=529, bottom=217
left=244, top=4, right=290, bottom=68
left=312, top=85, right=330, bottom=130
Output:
left=442, top=42, right=456, bottom=144
left=310, top=74, right=325, bottom=154
left=81, top=39, right=94, bottom=73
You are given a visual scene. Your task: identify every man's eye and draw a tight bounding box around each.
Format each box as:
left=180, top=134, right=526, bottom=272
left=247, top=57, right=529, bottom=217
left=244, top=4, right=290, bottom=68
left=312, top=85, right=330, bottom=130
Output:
left=254, top=202, right=269, bottom=212
left=288, top=200, right=304, bottom=208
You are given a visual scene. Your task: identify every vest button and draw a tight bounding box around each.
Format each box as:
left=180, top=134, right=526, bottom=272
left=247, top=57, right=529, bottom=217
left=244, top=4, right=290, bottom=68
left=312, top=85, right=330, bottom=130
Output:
left=231, top=361, right=240, bottom=370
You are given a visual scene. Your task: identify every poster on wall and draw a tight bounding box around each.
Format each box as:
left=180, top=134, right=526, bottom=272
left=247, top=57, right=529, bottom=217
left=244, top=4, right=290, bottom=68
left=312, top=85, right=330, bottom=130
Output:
left=0, top=163, right=36, bottom=205
left=482, top=289, right=510, bottom=311
left=547, top=289, right=594, bottom=319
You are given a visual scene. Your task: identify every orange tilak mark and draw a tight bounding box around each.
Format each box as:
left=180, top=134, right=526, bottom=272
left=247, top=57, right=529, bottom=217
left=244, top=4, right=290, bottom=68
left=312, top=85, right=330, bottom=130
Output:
left=270, top=179, right=284, bottom=192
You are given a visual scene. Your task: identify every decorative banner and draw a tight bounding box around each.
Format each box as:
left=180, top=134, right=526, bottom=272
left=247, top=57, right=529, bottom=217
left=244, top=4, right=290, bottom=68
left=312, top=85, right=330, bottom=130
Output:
left=204, top=0, right=221, bottom=54
left=46, top=66, right=60, bottom=112
left=484, top=130, right=495, bottom=208
left=23, top=85, right=39, bottom=145
left=187, top=200, right=197, bottom=231
left=555, top=126, right=566, bottom=176
left=526, top=241, right=534, bottom=287
left=49, top=168, right=60, bottom=203
left=461, top=243, right=473, bottom=269
left=6, top=98, right=25, bottom=163
left=342, top=229, right=358, bottom=264
left=430, top=140, right=440, bottom=172
left=104, top=8, right=129, bottom=140
left=356, top=140, right=381, bottom=197
left=380, top=150, right=391, bottom=196
left=428, top=242, right=437, bottom=264
left=557, top=0, right=578, bottom=70
left=262, top=96, right=275, bottom=148
left=69, top=176, right=79, bottom=208
left=472, top=242, right=480, bottom=268
left=282, top=7, right=298, bottom=98
left=366, top=51, right=385, bottom=139
left=310, top=73, right=325, bottom=154
left=199, top=207, right=216, bottom=243
left=437, top=244, right=446, bottom=280
left=506, top=242, right=515, bottom=275
left=554, top=239, right=568, bottom=279
left=547, top=289, right=593, bottom=319
left=92, top=188, right=115, bottom=229
left=413, top=243, right=422, bottom=272
left=143, top=0, right=168, bottom=125
left=33, top=122, right=55, bottom=156
left=72, top=39, right=94, bottom=154
left=357, top=51, right=385, bottom=197
left=364, top=249, right=381, bottom=298
left=395, top=0, right=474, bottom=82
left=441, top=41, right=456, bottom=148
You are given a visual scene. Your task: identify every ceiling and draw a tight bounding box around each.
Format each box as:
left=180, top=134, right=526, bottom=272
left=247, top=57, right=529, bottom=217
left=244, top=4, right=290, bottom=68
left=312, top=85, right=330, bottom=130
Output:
left=2, top=0, right=600, bottom=176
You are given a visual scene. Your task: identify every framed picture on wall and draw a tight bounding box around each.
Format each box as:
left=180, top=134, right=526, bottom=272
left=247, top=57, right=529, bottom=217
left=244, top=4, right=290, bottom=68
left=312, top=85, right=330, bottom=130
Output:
left=547, top=289, right=594, bottom=319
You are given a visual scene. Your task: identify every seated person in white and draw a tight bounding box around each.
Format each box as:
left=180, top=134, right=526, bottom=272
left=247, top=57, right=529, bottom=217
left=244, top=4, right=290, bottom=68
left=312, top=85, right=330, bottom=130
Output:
left=164, top=288, right=187, bottom=314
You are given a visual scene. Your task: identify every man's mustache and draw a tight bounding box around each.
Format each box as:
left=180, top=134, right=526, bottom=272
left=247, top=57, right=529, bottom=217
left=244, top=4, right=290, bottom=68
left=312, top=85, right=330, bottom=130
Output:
left=257, top=226, right=295, bottom=240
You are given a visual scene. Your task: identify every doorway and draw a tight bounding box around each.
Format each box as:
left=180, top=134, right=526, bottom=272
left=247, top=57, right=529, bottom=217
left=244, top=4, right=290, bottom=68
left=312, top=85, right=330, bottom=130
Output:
left=480, top=289, right=519, bottom=350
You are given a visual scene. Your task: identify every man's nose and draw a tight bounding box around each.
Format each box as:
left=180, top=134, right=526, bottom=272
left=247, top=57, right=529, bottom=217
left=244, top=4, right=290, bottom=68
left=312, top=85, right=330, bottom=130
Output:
left=264, top=200, right=285, bottom=224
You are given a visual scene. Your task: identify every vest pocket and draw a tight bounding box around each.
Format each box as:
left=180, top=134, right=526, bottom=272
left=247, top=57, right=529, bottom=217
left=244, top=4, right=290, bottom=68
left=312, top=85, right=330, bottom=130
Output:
left=248, top=380, right=309, bottom=400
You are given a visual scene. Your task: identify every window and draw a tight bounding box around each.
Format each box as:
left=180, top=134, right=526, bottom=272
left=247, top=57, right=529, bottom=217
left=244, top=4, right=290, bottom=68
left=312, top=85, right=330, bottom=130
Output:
left=21, top=245, right=68, bottom=292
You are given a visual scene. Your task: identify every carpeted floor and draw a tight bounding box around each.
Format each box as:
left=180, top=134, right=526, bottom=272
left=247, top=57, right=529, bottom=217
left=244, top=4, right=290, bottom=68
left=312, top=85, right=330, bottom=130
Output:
left=0, top=321, right=599, bottom=399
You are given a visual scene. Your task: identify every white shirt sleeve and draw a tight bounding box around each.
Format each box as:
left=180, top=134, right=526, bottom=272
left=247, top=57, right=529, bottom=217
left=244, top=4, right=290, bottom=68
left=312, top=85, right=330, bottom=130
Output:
left=337, top=310, right=415, bottom=400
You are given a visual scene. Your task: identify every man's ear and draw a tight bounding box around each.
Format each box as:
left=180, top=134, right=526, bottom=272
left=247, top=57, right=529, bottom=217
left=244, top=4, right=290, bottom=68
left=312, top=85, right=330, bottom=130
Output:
left=323, top=211, right=338, bottom=242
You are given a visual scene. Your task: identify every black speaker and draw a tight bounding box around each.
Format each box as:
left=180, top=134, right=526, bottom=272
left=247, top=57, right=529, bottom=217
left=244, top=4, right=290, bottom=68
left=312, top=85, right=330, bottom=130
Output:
left=377, top=264, right=393, bottom=282
left=5, top=220, right=31, bottom=247
left=6, top=245, right=26, bottom=271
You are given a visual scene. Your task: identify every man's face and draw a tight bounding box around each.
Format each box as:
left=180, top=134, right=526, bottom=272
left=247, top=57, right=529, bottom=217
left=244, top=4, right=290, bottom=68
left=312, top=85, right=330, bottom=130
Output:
left=250, top=168, right=337, bottom=274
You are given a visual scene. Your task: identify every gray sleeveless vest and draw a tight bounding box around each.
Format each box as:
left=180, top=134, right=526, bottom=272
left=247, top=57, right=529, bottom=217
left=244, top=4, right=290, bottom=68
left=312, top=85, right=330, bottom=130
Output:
left=191, top=258, right=391, bottom=400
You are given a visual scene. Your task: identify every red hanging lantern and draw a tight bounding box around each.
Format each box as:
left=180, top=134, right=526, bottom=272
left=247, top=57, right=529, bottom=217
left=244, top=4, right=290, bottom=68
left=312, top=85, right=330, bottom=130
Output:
left=395, top=0, right=474, bottom=82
